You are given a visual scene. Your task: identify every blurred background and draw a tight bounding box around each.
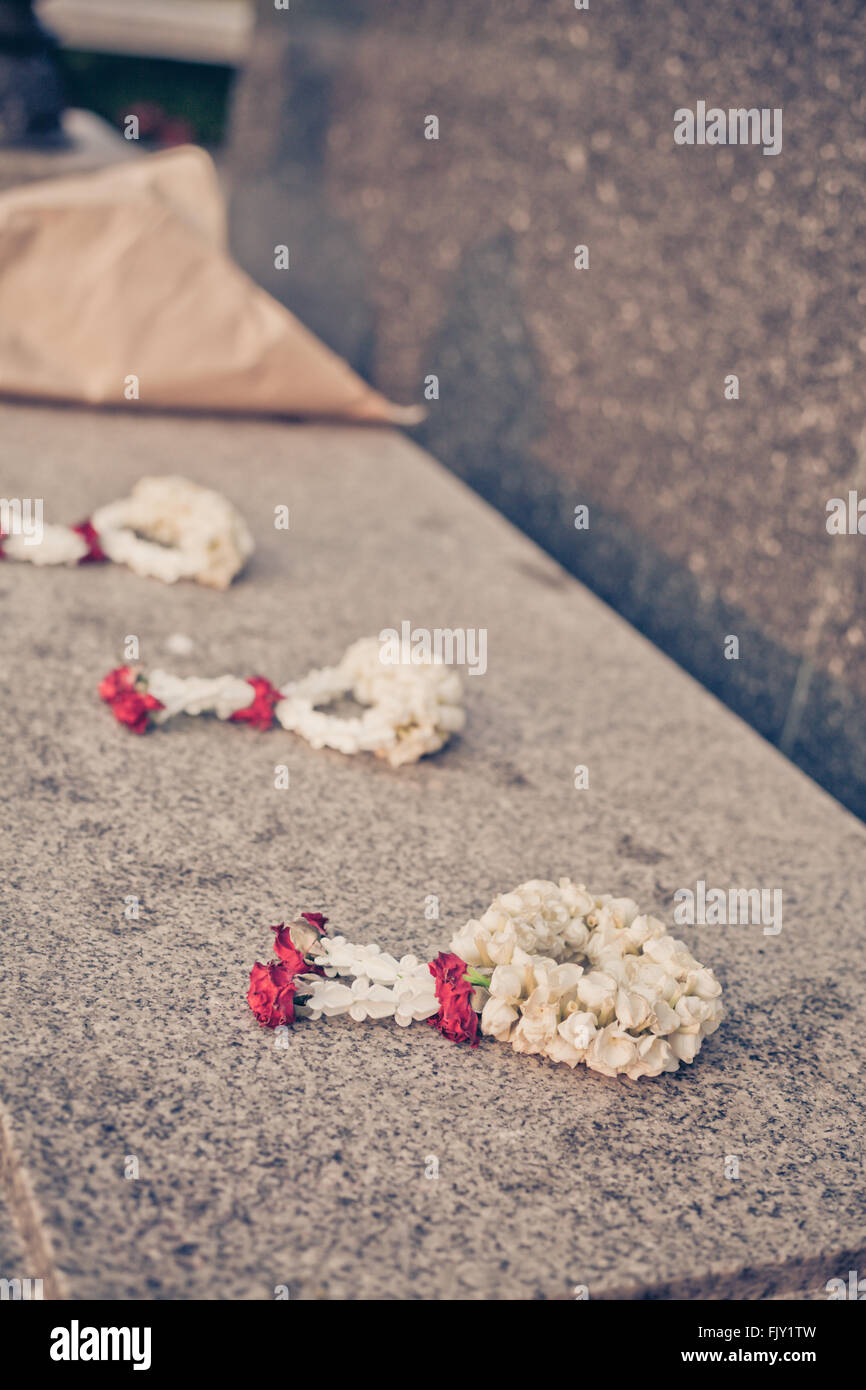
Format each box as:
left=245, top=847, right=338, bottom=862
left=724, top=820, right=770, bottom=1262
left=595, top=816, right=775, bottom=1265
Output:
left=2, top=0, right=865, bottom=818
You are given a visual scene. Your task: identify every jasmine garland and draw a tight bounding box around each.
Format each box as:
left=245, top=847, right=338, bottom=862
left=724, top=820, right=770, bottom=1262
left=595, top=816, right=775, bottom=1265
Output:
left=1, top=475, right=252, bottom=589
left=247, top=879, right=724, bottom=1080
left=99, top=637, right=466, bottom=765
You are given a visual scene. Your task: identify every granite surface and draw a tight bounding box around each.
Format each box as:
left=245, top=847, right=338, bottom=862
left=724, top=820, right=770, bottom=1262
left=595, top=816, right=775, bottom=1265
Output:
left=1, top=402, right=865, bottom=1300
left=228, top=0, right=866, bottom=819
left=0, top=1197, right=27, bottom=1278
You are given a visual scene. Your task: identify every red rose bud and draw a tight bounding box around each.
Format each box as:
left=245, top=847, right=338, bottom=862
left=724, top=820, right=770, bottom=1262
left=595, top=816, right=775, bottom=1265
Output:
left=98, top=666, right=136, bottom=702
left=271, top=922, right=325, bottom=974
left=274, top=914, right=328, bottom=966
left=229, top=676, right=282, bottom=730
left=98, top=667, right=163, bottom=734
left=300, top=912, right=328, bottom=934
left=71, top=519, right=108, bottom=563
left=109, top=690, right=163, bottom=735
left=426, top=951, right=479, bottom=1046
left=247, top=960, right=299, bottom=1029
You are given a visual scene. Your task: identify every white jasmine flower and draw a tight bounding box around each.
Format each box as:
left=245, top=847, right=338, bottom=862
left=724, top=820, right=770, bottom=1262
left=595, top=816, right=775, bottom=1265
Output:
left=594, top=898, right=640, bottom=932
left=563, top=918, right=591, bottom=953
left=625, top=1035, right=677, bottom=1079
left=302, top=979, right=355, bottom=1020
left=615, top=988, right=652, bottom=1032
left=480, top=960, right=529, bottom=1040
left=699, top=998, right=724, bottom=1035
left=676, top=995, right=724, bottom=1035
left=450, top=917, right=517, bottom=967
left=446, top=920, right=483, bottom=965
left=628, top=960, right=682, bottom=1006
left=486, top=925, right=521, bottom=966
left=552, top=1010, right=598, bottom=1063
left=559, top=880, right=596, bottom=918
left=645, top=997, right=681, bottom=1036
left=577, top=970, right=618, bottom=1022
left=481, top=995, right=520, bottom=1042
left=642, top=934, right=700, bottom=978
left=585, top=1024, right=639, bottom=1077
left=511, top=997, right=561, bottom=1056
left=622, top=914, right=667, bottom=951
left=685, top=967, right=723, bottom=1001
left=543, top=1034, right=584, bottom=1067
left=319, top=936, right=358, bottom=974
left=486, top=962, right=523, bottom=999
left=392, top=974, right=439, bottom=1025
left=591, top=948, right=631, bottom=984
left=530, top=960, right=584, bottom=998
left=348, top=978, right=400, bottom=1022
left=668, top=1030, right=703, bottom=1063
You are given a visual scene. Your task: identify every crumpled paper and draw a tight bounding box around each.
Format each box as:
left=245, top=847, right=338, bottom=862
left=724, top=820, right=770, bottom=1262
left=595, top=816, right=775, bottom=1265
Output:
left=0, top=145, right=421, bottom=423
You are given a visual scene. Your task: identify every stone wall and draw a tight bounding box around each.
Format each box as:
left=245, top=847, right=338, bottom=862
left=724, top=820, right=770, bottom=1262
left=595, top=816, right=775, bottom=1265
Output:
left=229, top=0, right=866, bottom=817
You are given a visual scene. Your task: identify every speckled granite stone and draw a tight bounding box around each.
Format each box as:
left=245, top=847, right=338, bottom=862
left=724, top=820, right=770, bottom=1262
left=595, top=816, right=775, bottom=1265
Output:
left=229, top=0, right=866, bottom=818
left=1, top=402, right=864, bottom=1300
left=0, top=1198, right=27, bottom=1275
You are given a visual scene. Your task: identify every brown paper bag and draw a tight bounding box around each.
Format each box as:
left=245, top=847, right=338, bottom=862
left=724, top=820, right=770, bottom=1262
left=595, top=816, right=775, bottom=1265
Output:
left=0, top=145, right=421, bottom=423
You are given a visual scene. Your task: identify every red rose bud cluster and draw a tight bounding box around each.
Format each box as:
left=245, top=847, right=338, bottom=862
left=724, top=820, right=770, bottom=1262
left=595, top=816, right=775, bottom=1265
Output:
left=247, top=914, right=329, bottom=1029
left=229, top=676, right=283, bottom=730
left=98, top=667, right=164, bottom=736
left=427, top=951, right=479, bottom=1046
left=71, top=519, right=108, bottom=564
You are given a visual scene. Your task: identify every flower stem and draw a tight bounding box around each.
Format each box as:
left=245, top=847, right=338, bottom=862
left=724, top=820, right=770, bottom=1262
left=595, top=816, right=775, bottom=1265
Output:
left=463, top=967, right=491, bottom=988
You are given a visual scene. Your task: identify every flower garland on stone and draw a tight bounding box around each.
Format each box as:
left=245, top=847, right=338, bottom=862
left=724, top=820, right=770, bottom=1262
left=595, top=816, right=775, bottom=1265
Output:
left=247, top=879, right=724, bottom=1079
left=99, top=637, right=466, bottom=764
left=1, top=476, right=252, bottom=590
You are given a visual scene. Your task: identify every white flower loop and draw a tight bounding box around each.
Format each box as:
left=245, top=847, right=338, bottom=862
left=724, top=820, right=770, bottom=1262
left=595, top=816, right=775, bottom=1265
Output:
left=91, top=475, right=253, bottom=589
left=276, top=638, right=465, bottom=767
left=450, top=878, right=723, bottom=1079
left=117, top=638, right=466, bottom=765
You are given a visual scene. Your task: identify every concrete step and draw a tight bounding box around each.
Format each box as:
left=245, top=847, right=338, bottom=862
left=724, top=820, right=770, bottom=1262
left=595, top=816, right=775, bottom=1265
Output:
left=1, top=402, right=864, bottom=1298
